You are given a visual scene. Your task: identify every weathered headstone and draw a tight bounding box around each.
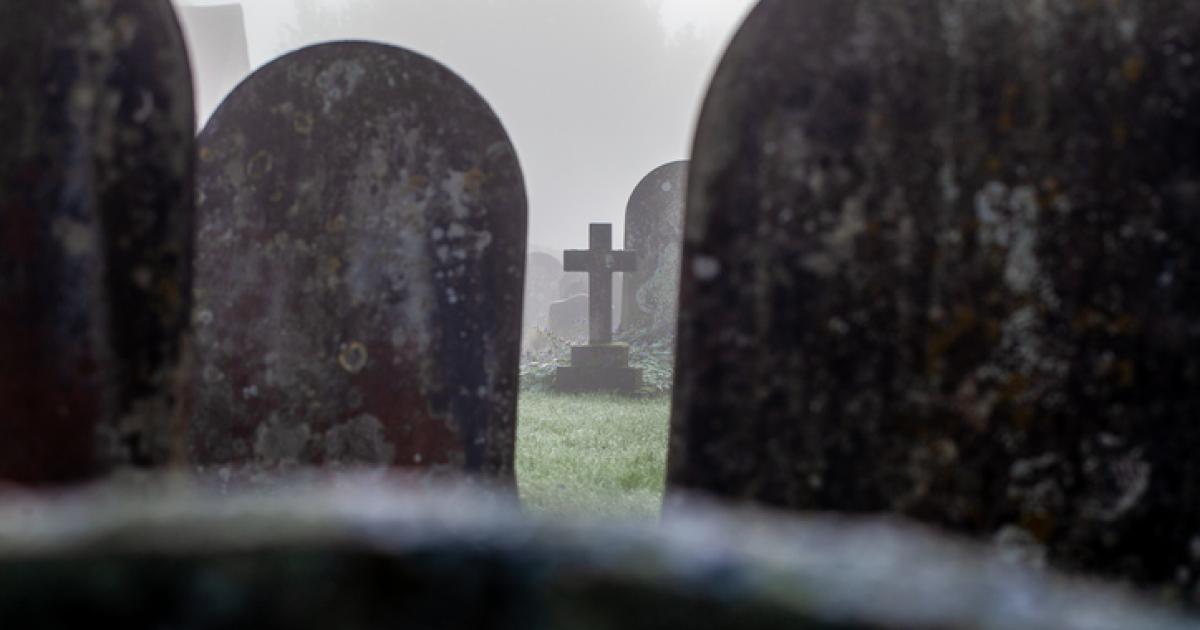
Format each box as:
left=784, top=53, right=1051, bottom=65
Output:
left=554, top=224, right=641, bottom=394
left=547, top=294, right=589, bottom=341
left=176, top=2, right=251, bottom=124
left=559, top=273, right=588, bottom=299
left=190, top=42, right=526, bottom=482
left=523, top=252, right=563, bottom=332
left=1, top=482, right=1197, bottom=630
left=668, top=0, right=1200, bottom=599
left=0, top=0, right=196, bottom=484
left=619, top=161, right=687, bottom=342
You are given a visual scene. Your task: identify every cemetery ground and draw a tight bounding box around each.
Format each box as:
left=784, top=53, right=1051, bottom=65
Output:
left=516, top=391, right=670, bottom=519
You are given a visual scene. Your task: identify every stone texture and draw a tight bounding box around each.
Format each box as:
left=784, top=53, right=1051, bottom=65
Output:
left=555, top=344, right=643, bottom=394
left=523, top=251, right=563, bottom=332
left=0, top=0, right=196, bottom=484
left=668, top=0, right=1200, bottom=600
left=619, top=161, right=687, bottom=342
left=554, top=364, right=642, bottom=394
left=0, top=481, right=1196, bottom=630
left=571, top=344, right=632, bottom=369
left=190, top=42, right=526, bottom=482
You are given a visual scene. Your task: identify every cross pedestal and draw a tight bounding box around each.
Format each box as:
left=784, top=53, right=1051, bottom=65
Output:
left=554, top=224, right=643, bottom=394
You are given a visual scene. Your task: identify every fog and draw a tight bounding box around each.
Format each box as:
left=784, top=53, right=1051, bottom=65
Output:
left=174, top=0, right=754, bottom=252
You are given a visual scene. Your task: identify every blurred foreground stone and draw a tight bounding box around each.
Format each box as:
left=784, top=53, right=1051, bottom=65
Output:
left=0, top=478, right=1195, bottom=629
left=669, top=0, right=1200, bottom=597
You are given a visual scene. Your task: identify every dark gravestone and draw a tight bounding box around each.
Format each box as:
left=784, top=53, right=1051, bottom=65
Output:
left=177, top=3, right=251, bottom=123
left=523, top=252, right=563, bottom=332
left=555, top=224, right=641, bottom=394
left=0, top=0, right=196, bottom=484
left=668, top=0, right=1200, bottom=598
left=1, top=482, right=1197, bottom=630
left=619, top=161, right=687, bottom=342
left=190, top=42, right=526, bottom=482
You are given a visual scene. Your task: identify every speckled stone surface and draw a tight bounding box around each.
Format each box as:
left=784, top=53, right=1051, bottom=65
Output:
left=668, top=0, right=1200, bottom=600
left=190, top=42, right=526, bottom=482
left=0, top=481, right=1196, bottom=630
left=619, top=161, right=687, bottom=342
left=0, top=0, right=196, bottom=484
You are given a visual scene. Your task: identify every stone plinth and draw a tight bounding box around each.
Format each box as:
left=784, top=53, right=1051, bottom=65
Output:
left=555, top=344, right=642, bottom=394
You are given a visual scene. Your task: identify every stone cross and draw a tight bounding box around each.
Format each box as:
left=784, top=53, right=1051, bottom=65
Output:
left=563, top=224, right=636, bottom=344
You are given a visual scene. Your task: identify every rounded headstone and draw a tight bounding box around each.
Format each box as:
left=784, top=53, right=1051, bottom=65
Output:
left=0, top=0, right=196, bottom=483
left=619, top=161, right=687, bottom=341
left=191, top=41, right=526, bottom=481
left=559, top=274, right=587, bottom=299
left=669, top=0, right=1200, bottom=596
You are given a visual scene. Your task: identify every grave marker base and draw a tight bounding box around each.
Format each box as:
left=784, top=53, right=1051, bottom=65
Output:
left=554, top=343, right=643, bottom=394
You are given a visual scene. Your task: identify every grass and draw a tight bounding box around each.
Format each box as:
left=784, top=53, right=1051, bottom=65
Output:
left=516, top=392, right=671, bottom=520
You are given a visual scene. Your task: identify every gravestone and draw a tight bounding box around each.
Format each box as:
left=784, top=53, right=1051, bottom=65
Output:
left=559, top=274, right=588, bottom=299
left=547, top=294, right=589, bottom=341
left=177, top=2, right=251, bottom=124
left=190, top=42, right=526, bottom=483
left=0, top=0, right=196, bottom=484
left=619, top=161, right=687, bottom=342
left=668, top=0, right=1200, bottom=599
left=1, top=481, right=1198, bottom=630
left=523, top=252, right=563, bottom=332
left=554, top=225, right=641, bottom=394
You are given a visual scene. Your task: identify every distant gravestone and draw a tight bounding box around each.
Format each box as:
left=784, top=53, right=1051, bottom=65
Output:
left=524, top=252, right=563, bottom=331
left=559, top=274, right=588, bottom=299
left=190, top=42, right=526, bottom=482
left=548, top=294, right=589, bottom=341
left=0, top=0, right=195, bottom=484
left=668, top=0, right=1200, bottom=597
left=619, top=161, right=687, bottom=342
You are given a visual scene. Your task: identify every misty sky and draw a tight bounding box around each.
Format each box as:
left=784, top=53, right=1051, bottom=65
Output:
left=175, top=0, right=755, bottom=252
